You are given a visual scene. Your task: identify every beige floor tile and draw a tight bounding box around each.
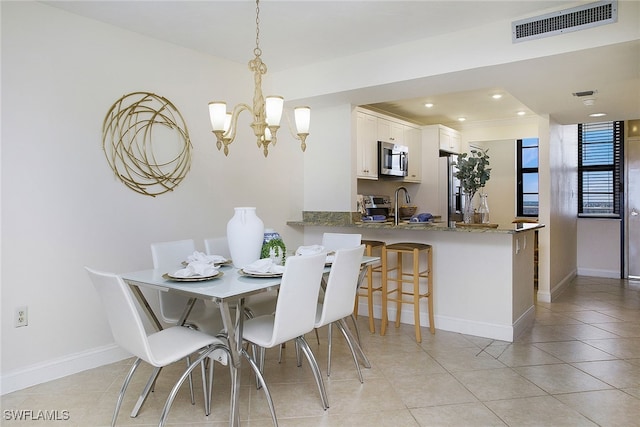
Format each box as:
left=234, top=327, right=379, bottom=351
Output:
left=564, top=310, right=625, bottom=324
left=533, top=340, right=617, bottom=362
left=452, top=368, right=546, bottom=401
left=572, top=359, right=640, bottom=388
left=582, top=337, right=640, bottom=359
left=410, top=402, right=507, bottom=426
left=490, top=342, right=564, bottom=367
left=3, top=275, right=638, bottom=427
left=589, top=321, right=640, bottom=337
left=514, top=364, right=612, bottom=394
left=390, top=372, right=477, bottom=408
left=555, top=389, right=640, bottom=427
left=484, top=395, right=598, bottom=426
left=427, top=346, right=506, bottom=372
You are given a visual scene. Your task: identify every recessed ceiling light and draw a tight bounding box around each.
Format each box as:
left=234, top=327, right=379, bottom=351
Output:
left=589, top=112, right=607, bottom=117
left=583, top=98, right=596, bottom=106
left=492, top=94, right=503, bottom=100
left=517, top=111, right=526, bottom=116
left=424, top=103, right=434, bottom=108
left=457, top=117, right=466, bottom=122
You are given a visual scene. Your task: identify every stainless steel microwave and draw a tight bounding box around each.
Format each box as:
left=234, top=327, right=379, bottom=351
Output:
left=378, top=141, right=408, bottom=178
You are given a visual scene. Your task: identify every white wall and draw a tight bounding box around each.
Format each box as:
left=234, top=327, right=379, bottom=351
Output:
left=577, top=219, right=621, bottom=278
left=1, top=2, right=306, bottom=393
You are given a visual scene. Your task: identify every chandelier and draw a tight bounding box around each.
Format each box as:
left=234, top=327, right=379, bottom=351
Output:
left=208, top=0, right=310, bottom=157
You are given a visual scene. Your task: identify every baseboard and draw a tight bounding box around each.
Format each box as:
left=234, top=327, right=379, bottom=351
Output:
left=1, top=344, right=131, bottom=395
left=577, top=267, right=620, bottom=279
left=550, top=269, right=578, bottom=301
left=513, top=305, right=536, bottom=340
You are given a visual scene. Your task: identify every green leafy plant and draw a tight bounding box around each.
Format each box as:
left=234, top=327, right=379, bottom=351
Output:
left=453, top=148, right=491, bottom=199
left=261, top=239, right=286, bottom=264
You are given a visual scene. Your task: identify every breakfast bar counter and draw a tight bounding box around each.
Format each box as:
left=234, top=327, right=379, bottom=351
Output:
left=288, top=212, right=543, bottom=342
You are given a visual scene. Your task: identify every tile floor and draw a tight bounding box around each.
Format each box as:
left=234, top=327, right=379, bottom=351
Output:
left=2, top=275, right=640, bottom=426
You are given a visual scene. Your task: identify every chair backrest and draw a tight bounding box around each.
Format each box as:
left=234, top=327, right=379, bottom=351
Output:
left=150, top=239, right=196, bottom=323
left=268, top=253, right=326, bottom=346
left=315, top=245, right=366, bottom=327
left=204, top=237, right=230, bottom=258
left=321, top=233, right=362, bottom=252
left=151, top=239, right=196, bottom=270
left=85, top=267, right=154, bottom=362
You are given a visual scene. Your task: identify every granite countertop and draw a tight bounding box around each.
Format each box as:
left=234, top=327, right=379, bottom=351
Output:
left=287, top=212, right=543, bottom=234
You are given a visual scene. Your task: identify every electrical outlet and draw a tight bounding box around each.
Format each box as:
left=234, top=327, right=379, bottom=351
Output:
left=15, top=306, right=28, bottom=327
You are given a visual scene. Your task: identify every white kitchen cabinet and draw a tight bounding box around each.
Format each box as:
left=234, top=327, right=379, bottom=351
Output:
left=404, top=126, right=422, bottom=183
left=438, top=125, right=461, bottom=154
left=377, top=118, right=404, bottom=144
left=356, top=111, right=378, bottom=179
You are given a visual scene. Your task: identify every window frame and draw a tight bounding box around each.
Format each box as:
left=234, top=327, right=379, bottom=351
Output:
left=516, top=138, right=539, bottom=218
left=577, top=121, right=624, bottom=218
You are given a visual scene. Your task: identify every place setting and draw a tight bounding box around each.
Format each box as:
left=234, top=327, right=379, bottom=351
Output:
left=164, top=251, right=230, bottom=282
left=238, top=258, right=285, bottom=278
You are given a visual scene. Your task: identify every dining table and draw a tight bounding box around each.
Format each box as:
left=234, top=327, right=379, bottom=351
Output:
left=120, top=255, right=379, bottom=427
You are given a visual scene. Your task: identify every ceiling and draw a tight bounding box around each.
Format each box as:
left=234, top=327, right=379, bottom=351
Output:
left=44, top=0, right=640, bottom=127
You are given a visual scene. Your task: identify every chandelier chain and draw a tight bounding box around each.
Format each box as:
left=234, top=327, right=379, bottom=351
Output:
left=254, top=0, right=262, bottom=58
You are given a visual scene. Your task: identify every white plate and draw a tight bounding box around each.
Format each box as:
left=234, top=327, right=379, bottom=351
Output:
left=238, top=269, right=283, bottom=278
left=163, top=271, right=223, bottom=282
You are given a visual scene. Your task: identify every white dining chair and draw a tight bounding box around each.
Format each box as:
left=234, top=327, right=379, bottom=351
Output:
left=151, top=239, right=223, bottom=335
left=320, top=232, right=363, bottom=341
left=314, top=244, right=368, bottom=382
left=321, top=232, right=362, bottom=252
left=85, top=267, right=232, bottom=427
left=242, top=252, right=330, bottom=412
left=204, top=236, right=278, bottom=318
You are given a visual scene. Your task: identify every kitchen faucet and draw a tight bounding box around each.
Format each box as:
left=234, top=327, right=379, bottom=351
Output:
left=394, top=186, right=411, bottom=225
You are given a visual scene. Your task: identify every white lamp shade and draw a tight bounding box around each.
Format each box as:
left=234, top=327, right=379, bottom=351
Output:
left=265, top=96, right=284, bottom=126
left=264, top=127, right=272, bottom=142
left=294, top=106, right=311, bottom=134
left=209, top=102, right=227, bottom=131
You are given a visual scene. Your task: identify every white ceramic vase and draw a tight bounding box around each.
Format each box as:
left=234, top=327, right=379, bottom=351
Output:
left=227, top=207, right=264, bottom=269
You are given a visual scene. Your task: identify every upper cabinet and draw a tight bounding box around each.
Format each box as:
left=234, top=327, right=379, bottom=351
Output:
left=404, top=126, right=422, bottom=183
left=356, top=108, right=422, bottom=182
left=377, top=118, right=404, bottom=144
left=356, top=111, right=378, bottom=179
left=434, top=125, right=461, bottom=154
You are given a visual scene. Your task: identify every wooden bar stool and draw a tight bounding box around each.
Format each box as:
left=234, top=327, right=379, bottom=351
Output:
left=354, top=240, right=385, bottom=333
left=381, top=242, right=434, bottom=342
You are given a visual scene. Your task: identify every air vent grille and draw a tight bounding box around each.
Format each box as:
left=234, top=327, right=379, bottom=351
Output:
left=512, top=0, right=617, bottom=43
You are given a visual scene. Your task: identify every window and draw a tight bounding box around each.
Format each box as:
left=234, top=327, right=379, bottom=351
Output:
left=517, top=138, right=539, bottom=217
left=578, top=121, right=623, bottom=217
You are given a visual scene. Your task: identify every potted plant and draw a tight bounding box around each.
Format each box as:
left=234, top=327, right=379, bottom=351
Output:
left=453, top=148, right=491, bottom=223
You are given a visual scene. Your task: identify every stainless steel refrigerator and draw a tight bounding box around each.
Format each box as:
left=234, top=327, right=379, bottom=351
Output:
left=438, top=154, right=465, bottom=224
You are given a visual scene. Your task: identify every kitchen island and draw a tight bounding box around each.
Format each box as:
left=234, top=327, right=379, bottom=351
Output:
left=288, top=212, right=543, bottom=342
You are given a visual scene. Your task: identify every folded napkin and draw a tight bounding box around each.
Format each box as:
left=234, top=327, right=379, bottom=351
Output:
left=362, top=215, right=386, bottom=222
left=172, top=262, right=219, bottom=278
left=295, top=245, right=326, bottom=256
left=243, top=258, right=285, bottom=274
left=186, top=251, right=227, bottom=265
left=410, top=212, right=433, bottom=223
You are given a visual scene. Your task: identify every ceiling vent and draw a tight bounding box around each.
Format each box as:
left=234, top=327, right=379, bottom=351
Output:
left=512, top=0, right=617, bottom=43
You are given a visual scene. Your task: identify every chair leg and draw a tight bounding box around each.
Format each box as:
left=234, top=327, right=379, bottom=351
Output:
left=241, top=348, right=278, bottom=426
left=113, top=358, right=142, bottom=427
left=334, top=321, right=364, bottom=383
left=327, top=323, right=333, bottom=377
left=185, top=355, right=196, bottom=405
left=159, top=348, right=214, bottom=427
left=349, top=313, right=362, bottom=345
left=130, top=365, right=161, bottom=417
left=338, top=318, right=371, bottom=368
left=296, top=336, right=329, bottom=410
left=205, top=358, right=214, bottom=416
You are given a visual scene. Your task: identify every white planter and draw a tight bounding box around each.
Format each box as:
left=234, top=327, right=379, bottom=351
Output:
left=227, top=207, right=264, bottom=269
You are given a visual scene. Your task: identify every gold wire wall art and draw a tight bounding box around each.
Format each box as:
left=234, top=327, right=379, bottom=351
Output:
left=102, top=92, right=192, bottom=197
